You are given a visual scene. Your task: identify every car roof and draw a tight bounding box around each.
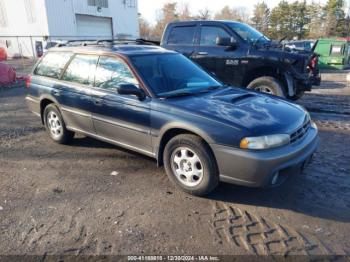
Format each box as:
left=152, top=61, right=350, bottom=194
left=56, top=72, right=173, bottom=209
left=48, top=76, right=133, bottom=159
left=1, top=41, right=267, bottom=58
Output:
left=49, top=44, right=176, bottom=56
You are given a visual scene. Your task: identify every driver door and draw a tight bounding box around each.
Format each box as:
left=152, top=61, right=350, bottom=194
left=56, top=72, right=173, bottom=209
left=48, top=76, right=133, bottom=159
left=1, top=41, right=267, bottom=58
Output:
left=193, top=24, right=243, bottom=86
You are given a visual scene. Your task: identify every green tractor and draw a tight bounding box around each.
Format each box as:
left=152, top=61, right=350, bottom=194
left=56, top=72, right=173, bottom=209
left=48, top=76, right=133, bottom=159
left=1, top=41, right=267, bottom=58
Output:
left=313, top=38, right=350, bottom=70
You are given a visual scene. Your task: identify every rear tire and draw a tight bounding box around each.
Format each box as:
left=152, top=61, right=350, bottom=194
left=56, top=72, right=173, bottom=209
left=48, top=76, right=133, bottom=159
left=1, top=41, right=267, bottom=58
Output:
left=44, top=104, right=74, bottom=144
left=163, top=134, right=219, bottom=196
left=247, top=76, right=286, bottom=98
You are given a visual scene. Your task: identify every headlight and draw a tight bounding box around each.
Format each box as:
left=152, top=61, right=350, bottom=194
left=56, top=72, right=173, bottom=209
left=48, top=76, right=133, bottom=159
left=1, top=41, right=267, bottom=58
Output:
left=311, top=121, right=318, bottom=130
left=240, top=134, right=290, bottom=150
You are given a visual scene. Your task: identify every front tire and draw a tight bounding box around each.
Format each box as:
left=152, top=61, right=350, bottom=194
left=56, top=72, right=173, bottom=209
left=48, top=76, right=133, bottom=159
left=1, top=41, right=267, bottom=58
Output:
left=163, top=134, right=219, bottom=196
left=247, top=76, right=286, bottom=98
left=44, top=104, right=74, bottom=144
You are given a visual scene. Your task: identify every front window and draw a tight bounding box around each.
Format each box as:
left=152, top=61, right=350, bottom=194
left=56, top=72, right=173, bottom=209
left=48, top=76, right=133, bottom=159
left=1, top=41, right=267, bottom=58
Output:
left=95, top=56, right=138, bottom=90
left=226, top=22, right=270, bottom=44
left=130, top=54, right=223, bottom=97
left=200, top=26, right=231, bottom=46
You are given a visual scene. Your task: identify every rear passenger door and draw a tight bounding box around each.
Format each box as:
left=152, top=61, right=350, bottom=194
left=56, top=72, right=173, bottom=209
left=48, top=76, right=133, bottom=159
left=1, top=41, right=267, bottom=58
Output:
left=57, top=54, right=99, bottom=133
left=162, top=24, right=197, bottom=58
left=89, top=56, right=153, bottom=155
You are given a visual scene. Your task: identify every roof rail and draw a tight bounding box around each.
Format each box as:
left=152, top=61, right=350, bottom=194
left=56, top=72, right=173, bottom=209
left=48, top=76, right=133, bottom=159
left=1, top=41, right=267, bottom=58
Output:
left=97, top=38, right=160, bottom=46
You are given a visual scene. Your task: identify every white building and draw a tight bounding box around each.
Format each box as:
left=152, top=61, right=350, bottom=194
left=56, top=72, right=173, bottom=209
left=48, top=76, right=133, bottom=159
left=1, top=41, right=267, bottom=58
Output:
left=0, top=0, right=140, bottom=57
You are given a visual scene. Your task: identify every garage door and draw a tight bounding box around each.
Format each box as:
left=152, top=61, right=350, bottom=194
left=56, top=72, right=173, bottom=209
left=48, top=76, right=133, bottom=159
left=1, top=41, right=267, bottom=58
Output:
left=76, top=14, right=112, bottom=38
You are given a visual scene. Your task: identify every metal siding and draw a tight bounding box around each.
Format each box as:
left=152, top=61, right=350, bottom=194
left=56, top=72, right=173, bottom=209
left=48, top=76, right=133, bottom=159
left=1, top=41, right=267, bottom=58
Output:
left=0, top=0, right=49, bottom=36
left=46, top=0, right=139, bottom=38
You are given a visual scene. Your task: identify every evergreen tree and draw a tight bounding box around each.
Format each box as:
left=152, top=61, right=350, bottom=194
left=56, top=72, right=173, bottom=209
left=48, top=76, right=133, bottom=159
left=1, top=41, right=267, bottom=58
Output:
left=251, top=2, right=270, bottom=35
left=269, top=1, right=292, bottom=39
left=324, top=0, right=346, bottom=36
left=308, top=2, right=327, bottom=39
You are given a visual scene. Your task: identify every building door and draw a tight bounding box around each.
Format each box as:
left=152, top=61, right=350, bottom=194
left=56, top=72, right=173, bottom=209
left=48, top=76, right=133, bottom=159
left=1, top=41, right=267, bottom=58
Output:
left=76, top=14, right=113, bottom=39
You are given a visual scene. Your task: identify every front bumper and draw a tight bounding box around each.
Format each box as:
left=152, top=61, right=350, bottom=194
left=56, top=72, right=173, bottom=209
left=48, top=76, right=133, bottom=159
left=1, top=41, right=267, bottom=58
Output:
left=211, top=127, right=319, bottom=188
left=295, top=73, right=321, bottom=92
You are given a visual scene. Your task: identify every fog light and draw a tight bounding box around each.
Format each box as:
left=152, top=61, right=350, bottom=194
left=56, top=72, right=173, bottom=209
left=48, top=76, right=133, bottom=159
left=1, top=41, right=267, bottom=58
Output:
left=271, top=172, right=279, bottom=185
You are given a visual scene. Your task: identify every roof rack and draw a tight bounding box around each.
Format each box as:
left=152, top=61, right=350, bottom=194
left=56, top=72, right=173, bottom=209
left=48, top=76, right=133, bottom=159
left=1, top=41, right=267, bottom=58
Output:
left=57, top=38, right=160, bottom=47
left=57, top=39, right=99, bottom=47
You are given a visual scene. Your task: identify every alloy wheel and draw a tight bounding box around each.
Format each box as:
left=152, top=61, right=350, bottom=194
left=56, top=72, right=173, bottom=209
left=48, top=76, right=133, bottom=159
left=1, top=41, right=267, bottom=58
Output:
left=170, top=147, right=204, bottom=187
left=47, top=111, right=63, bottom=139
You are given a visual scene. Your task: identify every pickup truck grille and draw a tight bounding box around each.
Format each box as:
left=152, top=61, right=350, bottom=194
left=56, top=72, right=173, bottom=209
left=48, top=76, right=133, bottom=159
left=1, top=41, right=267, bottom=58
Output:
left=290, top=120, right=310, bottom=144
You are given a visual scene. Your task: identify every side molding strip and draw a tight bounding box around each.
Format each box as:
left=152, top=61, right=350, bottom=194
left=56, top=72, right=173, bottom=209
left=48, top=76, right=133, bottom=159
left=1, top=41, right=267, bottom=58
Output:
left=67, top=126, right=156, bottom=158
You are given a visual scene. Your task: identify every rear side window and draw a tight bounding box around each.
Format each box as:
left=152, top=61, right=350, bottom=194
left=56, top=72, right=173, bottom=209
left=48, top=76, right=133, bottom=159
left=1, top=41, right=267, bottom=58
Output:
left=62, top=54, right=99, bottom=85
left=34, top=52, right=72, bottom=79
left=95, top=56, right=138, bottom=90
left=167, top=26, right=195, bottom=45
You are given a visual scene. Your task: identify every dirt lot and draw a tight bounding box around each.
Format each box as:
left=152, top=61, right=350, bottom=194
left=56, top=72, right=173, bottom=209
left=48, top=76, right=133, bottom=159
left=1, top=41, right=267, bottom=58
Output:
left=0, top=71, right=349, bottom=259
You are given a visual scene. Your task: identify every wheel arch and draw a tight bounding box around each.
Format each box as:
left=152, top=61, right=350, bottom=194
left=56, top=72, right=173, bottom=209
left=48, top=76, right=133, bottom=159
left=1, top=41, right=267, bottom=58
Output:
left=39, top=95, right=59, bottom=124
left=244, top=64, right=288, bottom=87
left=156, top=126, right=216, bottom=167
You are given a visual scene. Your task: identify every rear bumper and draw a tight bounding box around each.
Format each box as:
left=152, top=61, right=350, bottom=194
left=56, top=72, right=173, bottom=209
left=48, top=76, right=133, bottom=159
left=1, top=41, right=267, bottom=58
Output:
left=25, top=96, right=41, bottom=117
left=211, top=127, right=319, bottom=188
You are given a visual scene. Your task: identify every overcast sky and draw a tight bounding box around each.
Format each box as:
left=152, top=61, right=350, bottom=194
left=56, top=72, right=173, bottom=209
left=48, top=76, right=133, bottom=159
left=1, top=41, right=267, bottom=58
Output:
left=138, top=0, right=330, bottom=25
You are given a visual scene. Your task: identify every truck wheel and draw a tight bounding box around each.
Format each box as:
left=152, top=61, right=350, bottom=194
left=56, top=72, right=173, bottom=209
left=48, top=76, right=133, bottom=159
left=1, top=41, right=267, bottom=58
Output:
left=247, top=77, right=286, bottom=98
left=163, top=134, right=219, bottom=196
left=44, top=104, right=74, bottom=144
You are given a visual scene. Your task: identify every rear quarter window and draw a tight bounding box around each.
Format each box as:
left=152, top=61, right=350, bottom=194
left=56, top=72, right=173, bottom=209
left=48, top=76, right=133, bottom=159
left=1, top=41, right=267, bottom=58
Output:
left=167, top=26, right=196, bottom=45
left=34, top=52, right=72, bottom=79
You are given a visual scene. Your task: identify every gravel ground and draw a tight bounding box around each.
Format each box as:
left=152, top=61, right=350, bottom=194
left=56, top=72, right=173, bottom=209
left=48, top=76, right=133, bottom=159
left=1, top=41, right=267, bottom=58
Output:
left=0, top=71, right=349, bottom=259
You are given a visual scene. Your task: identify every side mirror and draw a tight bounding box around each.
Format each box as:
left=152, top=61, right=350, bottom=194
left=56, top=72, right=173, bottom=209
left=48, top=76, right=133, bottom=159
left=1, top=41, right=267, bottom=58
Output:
left=117, top=84, right=146, bottom=100
left=216, top=36, right=237, bottom=48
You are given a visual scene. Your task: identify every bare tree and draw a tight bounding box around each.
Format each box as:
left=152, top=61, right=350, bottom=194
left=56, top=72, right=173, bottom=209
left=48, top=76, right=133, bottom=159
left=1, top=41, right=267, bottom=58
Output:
left=178, top=2, right=192, bottom=20
left=139, top=16, right=153, bottom=39
left=196, top=8, right=212, bottom=20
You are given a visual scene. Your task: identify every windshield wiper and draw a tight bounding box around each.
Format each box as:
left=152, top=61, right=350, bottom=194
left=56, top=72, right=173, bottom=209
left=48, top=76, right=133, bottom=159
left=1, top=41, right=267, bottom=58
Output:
left=161, top=92, right=195, bottom=99
left=199, top=85, right=226, bottom=93
left=160, top=85, right=226, bottom=98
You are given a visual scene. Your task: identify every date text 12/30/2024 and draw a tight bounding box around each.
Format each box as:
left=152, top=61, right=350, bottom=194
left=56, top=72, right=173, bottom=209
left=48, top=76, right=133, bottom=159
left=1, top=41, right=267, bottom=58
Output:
left=128, top=256, right=220, bottom=261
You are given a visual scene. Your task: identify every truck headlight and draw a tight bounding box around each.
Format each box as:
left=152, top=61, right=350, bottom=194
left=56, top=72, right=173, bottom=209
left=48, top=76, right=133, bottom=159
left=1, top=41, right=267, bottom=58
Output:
left=240, top=134, right=290, bottom=150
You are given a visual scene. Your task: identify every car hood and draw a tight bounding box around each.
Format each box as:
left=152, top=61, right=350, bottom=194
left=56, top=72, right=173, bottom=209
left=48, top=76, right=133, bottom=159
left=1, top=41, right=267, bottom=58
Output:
left=157, top=87, right=307, bottom=136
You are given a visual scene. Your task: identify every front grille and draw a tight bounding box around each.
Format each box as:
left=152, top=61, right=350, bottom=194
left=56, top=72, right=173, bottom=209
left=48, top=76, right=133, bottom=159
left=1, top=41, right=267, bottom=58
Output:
left=290, top=119, right=310, bottom=144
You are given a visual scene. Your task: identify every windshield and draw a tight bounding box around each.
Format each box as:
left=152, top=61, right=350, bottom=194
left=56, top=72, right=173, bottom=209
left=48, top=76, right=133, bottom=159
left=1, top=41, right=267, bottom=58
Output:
left=226, top=22, right=270, bottom=44
left=130, top=53, right=223, bottom=97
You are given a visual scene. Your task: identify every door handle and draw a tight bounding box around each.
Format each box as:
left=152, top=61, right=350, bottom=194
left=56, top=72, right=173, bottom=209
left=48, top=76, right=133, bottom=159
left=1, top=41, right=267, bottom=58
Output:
left=197, top=52, right=208, bottom=56
left=52, top=90, right=61, bottom=97
left=93, top=98, right=103, bottom=106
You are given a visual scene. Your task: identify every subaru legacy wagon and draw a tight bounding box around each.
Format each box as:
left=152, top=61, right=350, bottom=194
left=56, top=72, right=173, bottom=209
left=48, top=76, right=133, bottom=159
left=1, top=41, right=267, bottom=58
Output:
left=25, top=42, right=319, bottom=196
